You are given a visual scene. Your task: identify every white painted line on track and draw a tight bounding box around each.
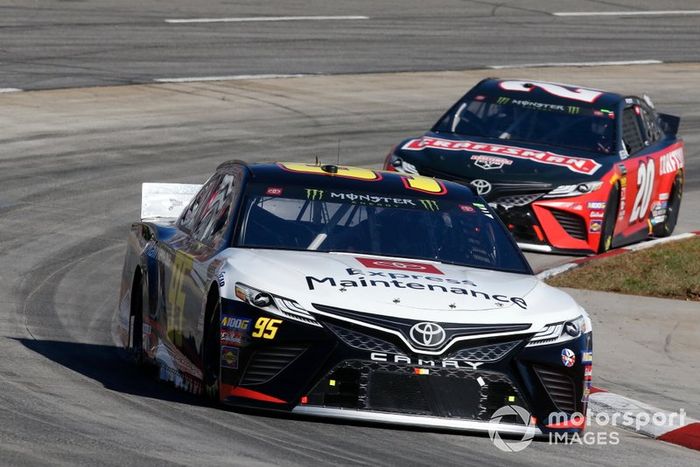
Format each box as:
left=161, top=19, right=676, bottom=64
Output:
left=154, top=74, right=309, bottom=83
left=0, top=88, right=22, bottom=93
left=165, top=15, right=369, bottom=24
left=489, top=60, right=662, bottom=69
left=554, top=10, right=700, bottom=17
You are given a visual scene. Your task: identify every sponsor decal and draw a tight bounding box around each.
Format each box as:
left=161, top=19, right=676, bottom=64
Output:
left=589, top=219, right=603, bottom=233
left=419, top=199, right=439, bottom=211
left=265, top=187, right=283, bottom=196
left=651, top=201, right=667, bottom=218
left=471, top=154, right=513, bottom=170
left=370, top=352, right=483, bottom=370
left=401, top=137, right=601, bottom=175
left=221, top=346, right=240, bottom=369
left=459, top=204, right=475, bottom=213
left=409, top=322, right=446, bottom=348
left=305, top=188, right=324, bottom=200
left=306, top=268, right=528, bottom=309
left=659, top=192, right=669, bottom=201
left=222, top=316, right=251, bottom=331
left=221, top=329, right=249, bottom=347
left=473, top=202, right=494, bottom=219
left=587, top=201, right=606, bottom=210
left=510, top=99, right=566, bottom=112
left=470, top=179, right=492, bottom=195
left=651, top=215, right=665, bottom=226
left=590, top=211, right=605, bottom=218
left=659, top=148, right=684, bottom=175
left=355, top=257, right=443, bottom=274
left=329, top=192, right=418, bottom=207
left=582, top=351, right=593, bottom=363
left=584, top=365, right=593, bottom=377
left=561, top=348, right=576, bottom=367
left=217, top=272, right=225, bottom=287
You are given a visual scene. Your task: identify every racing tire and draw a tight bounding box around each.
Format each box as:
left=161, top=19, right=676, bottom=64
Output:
left=653, top=172, right=683, bottom=238
left=597, top=183, right=620, bottom=254
left=202, top=293, right=221, bottom=403
left=128, top=270, right=145, bottom=365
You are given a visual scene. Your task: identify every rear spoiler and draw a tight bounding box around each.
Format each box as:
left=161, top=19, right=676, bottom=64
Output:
left=659, top=113, right=680, bottom=137
left=141, top=183, right=202, bottom=220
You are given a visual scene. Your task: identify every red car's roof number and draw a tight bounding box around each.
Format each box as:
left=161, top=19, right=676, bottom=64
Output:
left=499, top=80, right=604, bottom=103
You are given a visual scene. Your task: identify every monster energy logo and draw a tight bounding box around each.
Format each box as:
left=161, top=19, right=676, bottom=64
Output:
left=496, top=96, right=511, bottom=105
left=566, top=106, right=580, bottom=114
left=419, top=199, right=439, bottom=211
left=305, top=189, right=324, bottom=200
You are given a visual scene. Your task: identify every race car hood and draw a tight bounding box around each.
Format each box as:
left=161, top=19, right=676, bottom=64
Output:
left=394, top=133, right=618, bottom=188
left=222, top=248, right=583, bottom=329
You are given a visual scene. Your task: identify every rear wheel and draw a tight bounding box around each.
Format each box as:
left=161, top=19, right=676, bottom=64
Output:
left=597, top=183, right=620, bottom=254
left=202, top=293, right=221, bottom=403
left=653, top=173, right=683, bottom=237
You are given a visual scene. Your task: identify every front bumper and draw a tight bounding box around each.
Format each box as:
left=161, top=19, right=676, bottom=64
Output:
left=219, top=299, right=592, bottom=434
left=293, top=405, right=544, bottom=436
left=495, top=202, right=600, bottom=255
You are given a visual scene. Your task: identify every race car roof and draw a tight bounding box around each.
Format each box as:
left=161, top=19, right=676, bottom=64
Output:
left=472, top=78, right=624, bottom=109
left=226, top=161, right=478, bottom=201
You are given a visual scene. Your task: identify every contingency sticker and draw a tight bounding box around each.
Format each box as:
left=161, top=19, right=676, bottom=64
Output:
left=221, top=346, right=240, bottom=370
left=561, top=348, right=576, bottom=367
left=355, top=257, right=443, bottom=274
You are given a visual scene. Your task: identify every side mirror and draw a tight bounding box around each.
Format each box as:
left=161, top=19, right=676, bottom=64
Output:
left=658, top=113, right=680, bottom=137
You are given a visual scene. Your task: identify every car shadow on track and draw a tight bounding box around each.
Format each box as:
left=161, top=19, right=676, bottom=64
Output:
left=13, top=337, right=548, bottom=442
left=13, top=337, right=205, bottom=407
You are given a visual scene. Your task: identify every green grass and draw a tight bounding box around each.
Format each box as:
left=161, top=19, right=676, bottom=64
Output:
left=547, top=237, right=700, bottom=301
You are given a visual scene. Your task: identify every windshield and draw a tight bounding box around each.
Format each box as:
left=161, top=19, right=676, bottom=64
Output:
left=433, top=94, right=617, bottom=155
left=235, top=184, right=531, bottom=274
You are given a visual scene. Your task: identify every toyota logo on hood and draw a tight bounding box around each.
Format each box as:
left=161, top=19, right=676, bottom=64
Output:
left=409, top=322, right=447, bottom=348
left=470, top=179, right=492, bottom=195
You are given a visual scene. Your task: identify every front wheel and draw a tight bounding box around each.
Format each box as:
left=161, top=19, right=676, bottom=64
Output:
left=597, top=183, right=620, bottom=254
left=202, top=298, right=221, bottom=402
left=653, top=172, right=683, bottom=238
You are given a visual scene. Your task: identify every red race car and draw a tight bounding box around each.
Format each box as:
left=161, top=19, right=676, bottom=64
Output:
left=385, top=78, right=684, bottom=255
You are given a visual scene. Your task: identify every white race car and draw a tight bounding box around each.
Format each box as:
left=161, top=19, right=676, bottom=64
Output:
left=117, top=161, right=593, bottom=436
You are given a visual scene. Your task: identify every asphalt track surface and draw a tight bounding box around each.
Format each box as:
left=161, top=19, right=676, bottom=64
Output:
left=2, top=0, right=700, bottom=90
left=1, top=2, right=700, bottom=466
